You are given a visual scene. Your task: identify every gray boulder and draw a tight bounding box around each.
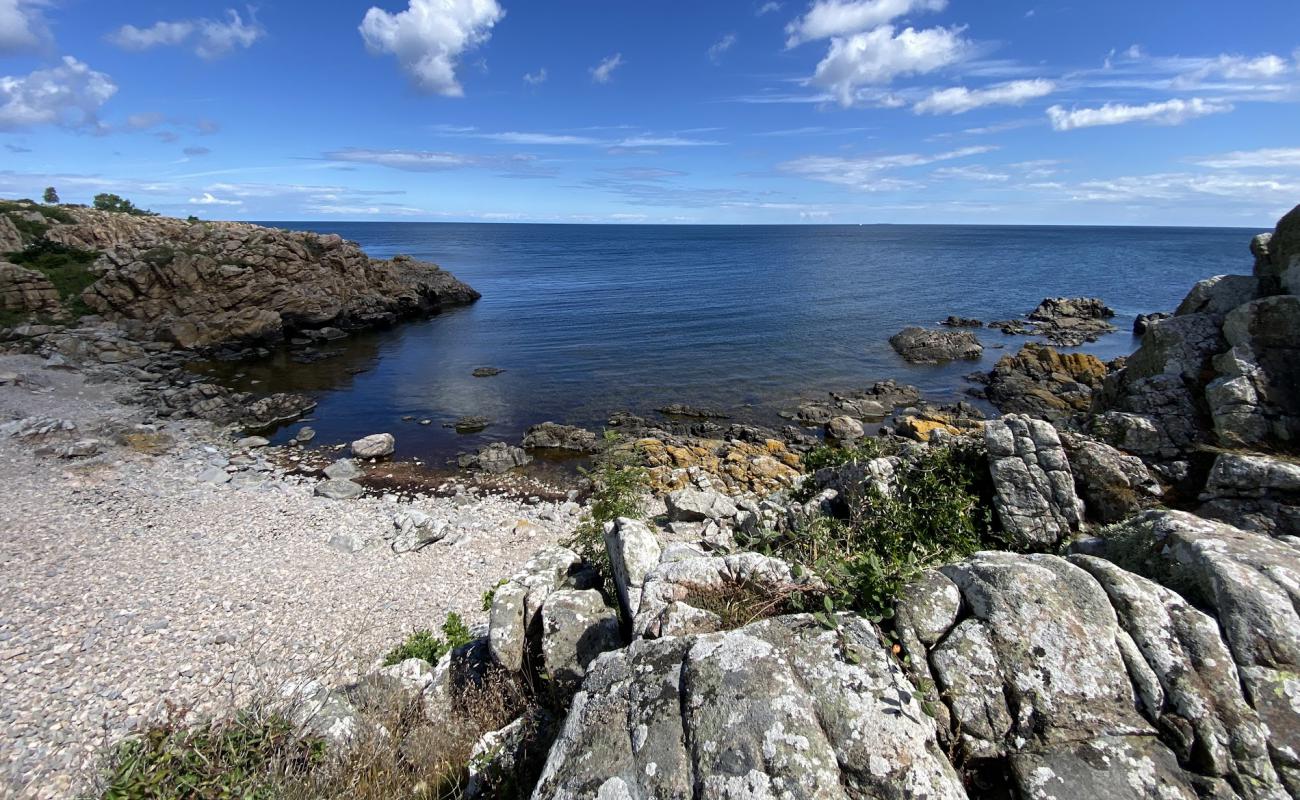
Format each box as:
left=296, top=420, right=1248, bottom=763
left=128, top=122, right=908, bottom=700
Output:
left=459, top=441, right=532, bottom=473
left=521, top=422, right=600, bottom=452
left=539, top=589, right=622, bottom=693
left=602, top=517, right=661, bottom=620
left=985, top=414, right=1083, bottom=548
left=532, top=615, right=967, bottom=800
left=350, top=433, right=395, bottom=459
left=1060, top=432, right=1162, bottom=523
left=389, top=508, right=447, bottom=552
left=487, top=546, right=598, bottom=674
left=1206, top=295, right=1300, bottom=448
left=889, top=326, right=983, bottom=364
left=664, top=488, right=738, bottom=522
left=825, top=414, right=865, bottom=441
left=1198, top=452, right=1300, bottom=539
left=314, top=479, right=364, bottom=500
left=323, top=459, right=361, bottom=480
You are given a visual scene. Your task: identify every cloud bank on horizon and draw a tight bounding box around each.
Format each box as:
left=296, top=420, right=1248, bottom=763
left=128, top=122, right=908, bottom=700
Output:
left=0, top=0, right=1297, bottom=226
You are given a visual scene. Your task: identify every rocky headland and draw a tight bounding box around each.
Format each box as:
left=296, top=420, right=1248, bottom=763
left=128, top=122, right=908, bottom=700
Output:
left=1, top=201, right=1298, bottom=798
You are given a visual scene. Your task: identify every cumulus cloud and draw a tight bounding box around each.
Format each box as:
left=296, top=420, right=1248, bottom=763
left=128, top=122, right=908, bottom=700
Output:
left=785, top=0, right=946, bottom=46
left=1193, top=147, right=1300, bottom=169
left=708, top=33, right=737, bottom=63
left=0, top=0, right=49, bottom=54
left=811, top=25, right=970, bottom=106
left=359, top=0, right=504, bottom=96
left=523, top=67, right=547, bottom=85
left=107, top=8, right=265, bottom=59
left=1174, top=53, right=1292, bottom=87
left=757, top=2, right=782, bottom=15
left=914, top=78, right=1055, bottom=114
left=779, top=145, right=993, bottom=190
left=0, top=56, right=117, bottom=131
left=591, top=53, right=623, bottom=84
left=1047, top=98, right=1232, bottom=131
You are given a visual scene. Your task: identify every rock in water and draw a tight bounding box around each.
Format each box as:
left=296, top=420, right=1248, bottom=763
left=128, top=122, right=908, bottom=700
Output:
left=825, top=415, right=865, bottom=441
left=451, top=415, right=490, bottom=434
left=458, top=442, right=532, bottom=473
left=533, top=615, right=967, bottom=799
left=471, top=367, right=504, bottom=377
left=889, top=326, right=983, bottom=364
left=521, top=422, right=600, bottom=452
left=350, top=433, right=395, bottom=459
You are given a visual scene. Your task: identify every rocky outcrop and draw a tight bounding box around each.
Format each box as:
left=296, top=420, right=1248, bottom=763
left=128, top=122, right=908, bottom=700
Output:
left=520, top=422, right=600, bottom=453
left=7, top=205, right=479, bottom=348
left=889, top=326, right=983, bottom=364
left=0, top=262, right=61, bottom=315
left=1197, top=452, right=1300, bottom=538
left=633, top=435, right=802, bottom=496
left=784, top=379, right=921, bottom=425
left=984, top=414, right=1083, bottom=548
left=1027, top=296, right=1118, bottom=346
left=1060, top=432, right=1162, bottom=523
left=458, top=442, right=533, bottom=473
left=533, top=615, right=967, bottom=800
left=984, top=343, right=1109, bottom=423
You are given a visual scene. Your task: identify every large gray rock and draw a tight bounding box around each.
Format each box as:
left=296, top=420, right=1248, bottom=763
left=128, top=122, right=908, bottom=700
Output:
left=985, top=415, right=1083, bottom=548
left=664, top=488, right=738, bottom=522
left=1060, top=432, right=1162, bottom=523
left=314, top=478, right=364, bottom=500
left=1198, top=452, right=1300, bottom=539
left=602, top=517, right=661, bottom=621
left=459, top=441, right=533, bottom=473
left=350, top=432, right=395, bottom=459
left=1206, top=295, right=1300, bottom=448
left=1175, top=274, right=1262, bottom=322
left=521, top=422, right=600, bottom=452
left=889, top=326, right=983, bottom=364
left=487, top=546, right=598, bottom=674
left=532, top=615, right=968, bottom=799
left=1093, top=511, right=1300, bottom=787
left=539, top=589, right=622, bottom=693
left=388, top=508, right=447, bottom=552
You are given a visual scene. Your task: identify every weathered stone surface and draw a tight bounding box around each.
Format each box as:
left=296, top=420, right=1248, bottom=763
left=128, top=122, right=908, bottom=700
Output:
left=1093, top=511, right=1300, bottom=781
left=1008, top=736, right=1201, bottom=800
left=1206, top=295, right=1300, bottom=448
left=664, top=488, right=738, bottom=522
left=532, top=615, right=967, bottom=800
left=985, top=415, right=1083, bottom=548
left=314, top=478, right=364, bottom=500
left=602, top=517, right=661, bottom=621
left=985, top=343, right=1108, bottom=422
left=1134, top=311, right=1171, bottom=335
left=631, top=551, right=815, bottom=639
left=0, top=214, right=25, bottom=252
left=1060, top=432, right=1162, bottom=523
left=1175, top=274, right=1261, bottom=322
left=487, top=546, right=597, bottom=674
left=1259, top=204, right=1300, bottom=280
left=1025, top=296, right=1118, bottom=346
left=890, top=326, right=983, bottom=364
left=1198, top=452, right=1300, bottom=539
left=389, top=508, right=447, bottom=553
left=635, top=435, right=802, bottom=496
left=0, top=262, right=62, bottom=315
left=539, top=589, right=622, bottom=693
left=825, top=414, right=865, bottom=441
left=458, top=441, right=533, bottom=473
left=521, top=422, right=600, bottom=452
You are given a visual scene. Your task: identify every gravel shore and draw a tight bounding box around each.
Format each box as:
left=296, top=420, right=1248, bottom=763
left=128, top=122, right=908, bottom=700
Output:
left=0, top=355, right=574, bottom=798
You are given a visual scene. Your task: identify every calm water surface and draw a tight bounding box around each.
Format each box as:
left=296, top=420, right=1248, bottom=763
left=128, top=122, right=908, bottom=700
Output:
left=207, top=223, right=1258, bottom=464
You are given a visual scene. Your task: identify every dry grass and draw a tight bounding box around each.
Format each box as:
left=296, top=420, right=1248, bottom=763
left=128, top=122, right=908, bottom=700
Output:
left=683, top=580, right=822, bottom=631
left=118, top=431, right=175, bottom=455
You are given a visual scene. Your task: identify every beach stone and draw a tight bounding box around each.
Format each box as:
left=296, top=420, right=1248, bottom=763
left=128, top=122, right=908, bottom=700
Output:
left=314, top=479, right=364, bottom=500
left=389, top=508, right=447, bottom=553
left=350, top=433, right=395, bottom=459
left=664, top=488, right=737, bottom=522
left=322, top=459, right=361, bottom=480
left=985, top=414, right=1083, bottom=548
left=825, top=415, right=865, bottom=441
left=235, top=435, right=269, bottom=449
left=889, top=326, right=983, bottom=364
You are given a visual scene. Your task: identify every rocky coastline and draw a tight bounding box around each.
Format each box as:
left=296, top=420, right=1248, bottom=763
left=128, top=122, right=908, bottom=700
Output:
left=2, top=201, right=1299, bottom=798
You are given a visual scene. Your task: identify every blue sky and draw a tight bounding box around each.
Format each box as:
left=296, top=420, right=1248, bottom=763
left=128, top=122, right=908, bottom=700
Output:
left=1, top=0, right=1297, bottom=225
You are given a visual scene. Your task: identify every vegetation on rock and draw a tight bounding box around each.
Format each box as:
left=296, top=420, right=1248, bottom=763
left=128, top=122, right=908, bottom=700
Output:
left=382, top=613, right=473, bottom=667
left=565, top=432, right=648, bottom=597
left=93, top=193, right=158, bottom=217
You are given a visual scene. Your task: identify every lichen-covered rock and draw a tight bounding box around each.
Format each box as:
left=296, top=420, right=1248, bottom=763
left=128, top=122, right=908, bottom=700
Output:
left=487, top=546, right=598, bottom=674
left=1060, top=432, right=1162, bottom=523
left=539, top=589, right=622, bottom=693
left=985, top=343, right=1108, bottom=423
left=1198, top=452, right=1300, bottom=539
left=532, top=615, right=968, bottom=800
left=602, top=517, right=661, bottom=621
left=1093, top=511, right=1300, bottom=784
left=634, top=435, right=802, bottom=496
left=889, top=325, right=983, bottom=364
left=985, top=415, right=1083, bottom=548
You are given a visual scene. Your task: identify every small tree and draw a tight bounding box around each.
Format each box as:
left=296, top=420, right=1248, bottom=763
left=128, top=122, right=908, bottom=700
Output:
left=92, top=193, right=157, bottom=216
left=42, top=187, right=59, bottom=204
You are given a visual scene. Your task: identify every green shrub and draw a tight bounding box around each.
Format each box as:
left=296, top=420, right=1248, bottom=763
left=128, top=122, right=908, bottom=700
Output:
left=6, top=241, right=99, bottom=317
left=801, top=437, right=895, bottom=473
left=98, top=709, right=326, bottom=800
left=744, top=446, right=990, bottom=618
left=93, top=193, right=157, bottom=216
left=565, top=432, right=648, bottom=599
left=482, top=578, right=509, bottom=611
left=383, top=613, right=474, bottom=667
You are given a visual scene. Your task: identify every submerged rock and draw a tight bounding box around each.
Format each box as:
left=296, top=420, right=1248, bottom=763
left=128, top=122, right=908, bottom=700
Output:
left=458, top=442, right=532, bottom=473
left=521, top=422, right=600, bottom=452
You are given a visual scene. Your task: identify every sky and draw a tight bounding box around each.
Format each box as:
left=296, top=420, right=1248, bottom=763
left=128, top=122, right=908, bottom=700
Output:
left=0, top=0, right=1298, bottom=226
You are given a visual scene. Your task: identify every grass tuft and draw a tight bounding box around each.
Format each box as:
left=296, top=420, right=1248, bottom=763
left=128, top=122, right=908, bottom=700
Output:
left=383, top=613, right=473, bottom=668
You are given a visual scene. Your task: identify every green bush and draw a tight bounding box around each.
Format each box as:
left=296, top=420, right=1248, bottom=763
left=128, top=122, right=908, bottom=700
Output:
left=565, top=433, right=648, bottom=599
left=800, top=437, right=894, bottom=473
left=93, top=193, right=157, bottom=216
left=744, top=446, right=990, bottom=618
left=383, top=613, right=474, bottom=667
left=6, top=240, right=99, bottom=317
left=98, top=709, right=326, bottom=800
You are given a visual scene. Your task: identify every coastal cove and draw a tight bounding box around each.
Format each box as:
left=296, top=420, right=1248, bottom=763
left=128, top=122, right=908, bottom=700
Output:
left=211, top=222, right=1257, bottom=465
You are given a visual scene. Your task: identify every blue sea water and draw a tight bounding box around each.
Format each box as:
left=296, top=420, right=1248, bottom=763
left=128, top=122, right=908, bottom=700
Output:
left=217, top=223, right=1259, bottom=464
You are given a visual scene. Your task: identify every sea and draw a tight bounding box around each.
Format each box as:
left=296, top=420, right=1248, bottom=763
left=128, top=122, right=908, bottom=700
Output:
left=200, top=223, right=1259, bottom=466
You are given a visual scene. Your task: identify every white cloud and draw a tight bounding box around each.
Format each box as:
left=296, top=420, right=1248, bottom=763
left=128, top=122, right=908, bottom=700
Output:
left=359, top=0, right=504, bottom=96
left=811, top=25, right=970, bottom=106
left=708, top=33, right=737, bottom=64
left=615, top=136, right=723, bottom=148
left=785, top=0, right=946, bottom=46
left=0, top=0, right=49, bottom=54
left=107, top=9, right=265, bottom=60
left=933, top=164, right=1009, bottom=181
left=188, top=192, right=242, bottom=206
left=914, top=78, right=1055, bottom=114
left=1177, top=53, right=1291, bottom=85
left=591, top=53, right=623, bottom=84
left=779, top=145, right=994, bottom=190
left=756, top=1, right=782, bottom=15
left=1047, top=98, right=1232, bottom=131
left=1066, top=172, right=1300, bottom=203
left=0, top=56, right=117, bottom=131
left=1193, top=147, right=1300, bottom=169
left=523, top=67, right=547, bottom=85
left=325, top=148, right=486, bottom=171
